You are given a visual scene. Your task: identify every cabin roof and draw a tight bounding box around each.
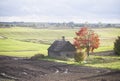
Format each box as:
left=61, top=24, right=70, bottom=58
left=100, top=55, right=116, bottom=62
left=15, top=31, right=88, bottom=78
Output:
left=48, top=40, right=76, bottom=52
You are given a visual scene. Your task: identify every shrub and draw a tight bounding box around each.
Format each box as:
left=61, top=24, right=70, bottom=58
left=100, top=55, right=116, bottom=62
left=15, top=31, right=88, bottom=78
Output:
left=74, top=52, right=87, bottom=62
left=114, top=36, right=120, bottom=56
left=31, top=53, right=45, bottom=60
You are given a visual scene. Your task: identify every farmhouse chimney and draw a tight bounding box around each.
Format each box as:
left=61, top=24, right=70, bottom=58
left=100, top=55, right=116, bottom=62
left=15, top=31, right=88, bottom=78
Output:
left=62, top=36, right=65, bottom=41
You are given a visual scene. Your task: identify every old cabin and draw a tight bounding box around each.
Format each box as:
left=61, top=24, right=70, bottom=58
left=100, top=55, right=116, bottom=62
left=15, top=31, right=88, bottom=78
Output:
left=48, top=36, right=76, bottom=60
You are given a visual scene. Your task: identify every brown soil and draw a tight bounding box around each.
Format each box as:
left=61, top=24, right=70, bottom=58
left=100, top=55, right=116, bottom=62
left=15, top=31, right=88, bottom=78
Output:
left=0, top=55, right=120, bottom=81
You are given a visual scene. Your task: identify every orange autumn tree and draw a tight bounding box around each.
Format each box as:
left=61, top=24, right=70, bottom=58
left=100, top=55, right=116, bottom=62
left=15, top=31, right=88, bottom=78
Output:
left=73, top=27, right=100, bottom=59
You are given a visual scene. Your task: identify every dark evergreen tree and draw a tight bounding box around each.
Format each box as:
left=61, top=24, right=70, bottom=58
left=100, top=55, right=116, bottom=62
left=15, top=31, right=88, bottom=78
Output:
left=114, top=36, right=120, bottom=55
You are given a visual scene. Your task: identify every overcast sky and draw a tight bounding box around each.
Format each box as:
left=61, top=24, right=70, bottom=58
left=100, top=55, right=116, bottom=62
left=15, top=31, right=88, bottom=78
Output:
left=0, top=0, right=120, bottom=23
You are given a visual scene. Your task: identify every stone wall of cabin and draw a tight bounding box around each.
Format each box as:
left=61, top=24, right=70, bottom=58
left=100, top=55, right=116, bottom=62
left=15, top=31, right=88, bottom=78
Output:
left=48, top=51, right=76, bottom=60
left=60, top=51, right=75, bottom=58
left=48, top=51, right=59, bottom=58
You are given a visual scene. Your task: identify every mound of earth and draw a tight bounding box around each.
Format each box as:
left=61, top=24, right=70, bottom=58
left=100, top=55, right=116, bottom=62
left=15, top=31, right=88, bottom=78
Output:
left=0, top=55, right=120, bottom=81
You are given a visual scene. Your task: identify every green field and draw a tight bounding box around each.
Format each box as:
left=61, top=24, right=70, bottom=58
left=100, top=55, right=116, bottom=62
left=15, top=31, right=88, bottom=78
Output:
left=0, top=27, right=120, bottom=70
left=0, top=27, right=120, bottom=57
left=0, top=39, right=49, bottom=57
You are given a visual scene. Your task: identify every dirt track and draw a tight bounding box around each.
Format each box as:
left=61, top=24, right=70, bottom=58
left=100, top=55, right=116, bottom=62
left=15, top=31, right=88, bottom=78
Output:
left=0, top=56, right=120, bottom=81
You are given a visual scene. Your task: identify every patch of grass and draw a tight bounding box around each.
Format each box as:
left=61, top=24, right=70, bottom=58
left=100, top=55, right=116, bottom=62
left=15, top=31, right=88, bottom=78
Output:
left=83, top=55, right=120, bottom=70
left=0, top=39, right=49, bottom=57
left=0, top=78, right=15, bottom=81
left=42, top=56, right=78, bottom=64
left=94, top=46, right=113, bottom=52
left=42, top=55, right=120, bottom=70
left=0, top=51, right=41, bottom=57
left=85, top=61, right=120, bottom=70
left=0, top=27, right=75, bottom=42
left=93, top=28, right=120, bottom=38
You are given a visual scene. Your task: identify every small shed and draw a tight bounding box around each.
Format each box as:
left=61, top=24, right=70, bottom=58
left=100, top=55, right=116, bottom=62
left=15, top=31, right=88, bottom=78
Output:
left=48, top=36, right=76, bottom=60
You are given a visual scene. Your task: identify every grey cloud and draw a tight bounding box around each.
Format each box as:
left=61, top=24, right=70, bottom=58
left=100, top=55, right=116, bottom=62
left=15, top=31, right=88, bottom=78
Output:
left=0, top=0, right=120, bottom=19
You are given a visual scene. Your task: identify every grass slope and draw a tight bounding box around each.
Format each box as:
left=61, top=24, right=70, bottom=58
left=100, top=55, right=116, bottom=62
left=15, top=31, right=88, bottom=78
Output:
left=0, top=27, right=120, bottom=56
left=0, top=27, right=75, bottom=42
left=0, top=39, right=49, bottom=57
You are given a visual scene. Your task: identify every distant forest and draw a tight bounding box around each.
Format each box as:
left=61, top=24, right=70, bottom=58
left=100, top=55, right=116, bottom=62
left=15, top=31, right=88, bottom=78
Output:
left=0, top=22, right=120, bottom=28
